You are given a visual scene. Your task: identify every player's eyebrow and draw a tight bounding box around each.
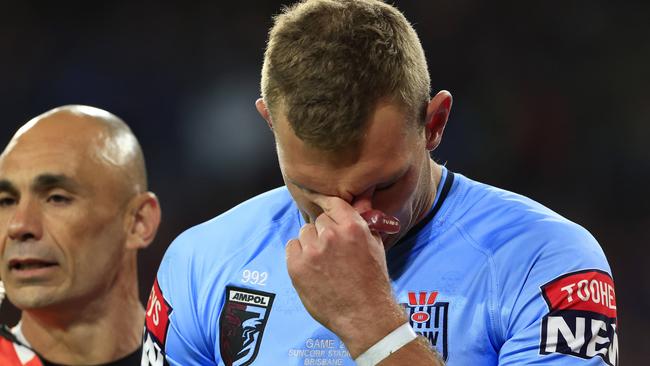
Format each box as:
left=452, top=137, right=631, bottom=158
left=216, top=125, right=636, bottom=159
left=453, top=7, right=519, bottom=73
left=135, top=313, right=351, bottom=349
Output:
left=287, top=166, right=409, bottom=196
left=31, top=173, right=81, bottom=193
left=0, top=179, right=19, bottom=196
left=286, top=178, right=318, bottom=194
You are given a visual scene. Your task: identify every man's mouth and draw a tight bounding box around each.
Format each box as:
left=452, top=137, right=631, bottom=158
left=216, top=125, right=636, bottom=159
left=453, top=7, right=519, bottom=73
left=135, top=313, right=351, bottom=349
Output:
left=9, top=259, right=58, bottom=271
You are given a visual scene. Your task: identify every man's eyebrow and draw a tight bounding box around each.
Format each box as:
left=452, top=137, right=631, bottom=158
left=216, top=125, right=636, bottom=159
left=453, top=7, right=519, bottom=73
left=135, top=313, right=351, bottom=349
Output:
left=0, top=179, right=19, bottom=196
left=31, top=174, right=81, bottom=193
left=287, top=166, right=409, bottom=196
left=287, top=177, right=317, bottom=194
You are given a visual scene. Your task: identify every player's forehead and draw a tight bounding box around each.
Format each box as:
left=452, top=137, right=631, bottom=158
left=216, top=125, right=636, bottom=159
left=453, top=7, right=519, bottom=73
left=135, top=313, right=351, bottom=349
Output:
left=279, top=137, right=413, bottom=198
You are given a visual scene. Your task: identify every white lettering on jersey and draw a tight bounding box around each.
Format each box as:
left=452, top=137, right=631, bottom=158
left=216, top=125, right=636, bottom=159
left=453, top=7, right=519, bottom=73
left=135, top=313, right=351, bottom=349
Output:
left=142, top=331, right=165, bottom=366
left=544, top=316, right=618, bottom=365
left=229, top=289, right=271, bottom=306
left=242, top=269, right=268, bottom=286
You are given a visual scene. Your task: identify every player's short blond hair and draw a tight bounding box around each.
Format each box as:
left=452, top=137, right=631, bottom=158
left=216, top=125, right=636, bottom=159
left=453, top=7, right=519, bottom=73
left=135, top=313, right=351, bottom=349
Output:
left=261, top=0, right=431, bottom=150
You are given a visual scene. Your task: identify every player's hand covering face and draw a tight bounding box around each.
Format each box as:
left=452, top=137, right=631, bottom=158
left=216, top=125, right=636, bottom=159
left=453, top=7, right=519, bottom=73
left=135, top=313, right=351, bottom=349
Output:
left=286, top=193, right=407, bottom=357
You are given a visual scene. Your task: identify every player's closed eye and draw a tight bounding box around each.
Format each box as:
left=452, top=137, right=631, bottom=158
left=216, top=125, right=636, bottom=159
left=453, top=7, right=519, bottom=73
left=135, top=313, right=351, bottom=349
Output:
left=376, top=181, right=397, bottom=191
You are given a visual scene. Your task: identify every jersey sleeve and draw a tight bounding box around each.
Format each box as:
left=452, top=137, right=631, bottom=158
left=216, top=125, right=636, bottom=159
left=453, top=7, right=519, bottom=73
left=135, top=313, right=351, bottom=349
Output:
left=141, top=228, right=222, bottom=366
left=140, top=188, right=296, bottom=366
left=495, top=221, right=618, bottom=365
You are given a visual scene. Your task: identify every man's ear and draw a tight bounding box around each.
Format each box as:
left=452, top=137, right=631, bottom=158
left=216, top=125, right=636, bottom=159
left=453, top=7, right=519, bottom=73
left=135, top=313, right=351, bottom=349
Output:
left=256, top=98, right=273, bottom=130
left=424, top=90, right=453, bottom=151
left=124, top=192, right=161, bottom=250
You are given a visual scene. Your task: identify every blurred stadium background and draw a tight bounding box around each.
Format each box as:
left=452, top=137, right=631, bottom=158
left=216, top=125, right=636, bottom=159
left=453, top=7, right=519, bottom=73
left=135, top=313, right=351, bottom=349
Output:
left=0, top=1, right=647, bottom=363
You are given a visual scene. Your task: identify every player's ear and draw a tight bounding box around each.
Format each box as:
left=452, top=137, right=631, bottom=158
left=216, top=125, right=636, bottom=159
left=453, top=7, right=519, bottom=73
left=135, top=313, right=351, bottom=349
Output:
left=125, top=192, right=161, bottom=250
left=256, top=98, right=273, bottom=130
left=424, top=90, right=453, bottom=151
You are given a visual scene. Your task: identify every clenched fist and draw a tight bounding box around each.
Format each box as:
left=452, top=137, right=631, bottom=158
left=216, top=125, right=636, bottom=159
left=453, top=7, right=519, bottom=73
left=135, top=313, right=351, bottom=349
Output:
left=286, top=194, right=407, bottom=358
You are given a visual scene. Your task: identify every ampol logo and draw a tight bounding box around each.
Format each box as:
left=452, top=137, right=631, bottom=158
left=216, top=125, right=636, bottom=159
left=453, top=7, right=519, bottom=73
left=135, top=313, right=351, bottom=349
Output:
left=220, top=286, right=276, bottom=366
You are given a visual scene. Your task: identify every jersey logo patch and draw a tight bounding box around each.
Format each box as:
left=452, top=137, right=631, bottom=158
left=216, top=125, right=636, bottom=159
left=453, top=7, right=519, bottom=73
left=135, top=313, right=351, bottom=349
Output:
left=539, top=269, right=618, bottom=365
left=220, top=286, right=276, bottom=366
left=401, top=291, right=448, bottom=361
left=142, top=278, right=172, bottom=366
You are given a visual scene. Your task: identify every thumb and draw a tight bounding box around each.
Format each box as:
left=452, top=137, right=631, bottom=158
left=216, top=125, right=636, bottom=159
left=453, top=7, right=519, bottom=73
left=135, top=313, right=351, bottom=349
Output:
left=285, top=238, right=303, bottom=275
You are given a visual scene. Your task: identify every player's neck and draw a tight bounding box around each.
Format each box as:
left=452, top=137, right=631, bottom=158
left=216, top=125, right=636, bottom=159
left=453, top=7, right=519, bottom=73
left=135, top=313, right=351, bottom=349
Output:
left=414, top=159, right=442, bottom=225
left=19, top=266, right=144, bottom=364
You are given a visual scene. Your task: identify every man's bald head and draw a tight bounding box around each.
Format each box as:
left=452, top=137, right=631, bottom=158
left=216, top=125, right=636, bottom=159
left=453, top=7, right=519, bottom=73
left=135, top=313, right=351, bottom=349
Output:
left=2, top=105, right=148, bottom=197
left=0, top=106, right=161, bottom=348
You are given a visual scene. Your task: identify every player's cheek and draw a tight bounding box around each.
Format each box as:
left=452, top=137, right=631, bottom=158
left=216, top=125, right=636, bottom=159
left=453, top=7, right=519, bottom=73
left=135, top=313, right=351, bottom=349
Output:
left=373, top=184, right=409, bottom=217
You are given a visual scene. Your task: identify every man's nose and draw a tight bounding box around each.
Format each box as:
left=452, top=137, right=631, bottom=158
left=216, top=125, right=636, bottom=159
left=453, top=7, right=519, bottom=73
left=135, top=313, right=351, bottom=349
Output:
left=7, top=198, right=43, bottom=242
left=351, top=187, right=375, bottom=213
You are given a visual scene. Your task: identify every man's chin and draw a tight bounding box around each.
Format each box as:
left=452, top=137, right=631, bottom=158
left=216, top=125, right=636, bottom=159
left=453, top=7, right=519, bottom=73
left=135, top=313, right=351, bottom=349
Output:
left=5, top=286, right=62, bottom=310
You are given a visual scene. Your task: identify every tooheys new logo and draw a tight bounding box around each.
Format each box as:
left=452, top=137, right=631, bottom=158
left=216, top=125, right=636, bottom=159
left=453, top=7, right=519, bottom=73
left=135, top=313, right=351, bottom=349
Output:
left=401, top=291, right=448, bottom=361
left=142, top=279, right=172, bottom=366
left=540, top=269, right=618, bottom=365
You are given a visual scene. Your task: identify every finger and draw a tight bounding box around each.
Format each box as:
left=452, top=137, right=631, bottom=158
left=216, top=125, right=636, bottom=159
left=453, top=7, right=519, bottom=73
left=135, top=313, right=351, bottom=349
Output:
left=286, top=238, right=303, bottom=255
left=311, top=194, right=358, bottom=224
left=285, top=238, right=305, bottom=281
left=296, top=223, right=319, bottom=251
left=360, top=210, right=401, bottom=234
left=285, top=238, right=302, bottom=273
left=314, top=211, right=336, bottom=236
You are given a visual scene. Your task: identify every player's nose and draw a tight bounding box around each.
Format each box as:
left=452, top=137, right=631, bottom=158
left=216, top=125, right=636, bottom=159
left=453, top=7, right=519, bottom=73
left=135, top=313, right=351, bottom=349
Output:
left=351, top=187, right=375, bottom=214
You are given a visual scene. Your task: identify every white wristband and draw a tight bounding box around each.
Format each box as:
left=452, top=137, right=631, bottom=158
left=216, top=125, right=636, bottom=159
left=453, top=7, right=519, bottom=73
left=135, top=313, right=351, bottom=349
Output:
left=354, top=323, right=417, bottom=366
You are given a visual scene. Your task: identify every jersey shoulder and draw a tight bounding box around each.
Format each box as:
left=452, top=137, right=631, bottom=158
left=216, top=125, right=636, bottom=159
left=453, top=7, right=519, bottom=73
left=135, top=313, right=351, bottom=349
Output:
left=445, top=174, right=618, bottom=365
left=145, top=187, right=299, bottom=364
left=163, top=186, right=297, bottom=265
left=449, top=173, right=606, bottom=266
left=155, top=186, right=298, bottom=315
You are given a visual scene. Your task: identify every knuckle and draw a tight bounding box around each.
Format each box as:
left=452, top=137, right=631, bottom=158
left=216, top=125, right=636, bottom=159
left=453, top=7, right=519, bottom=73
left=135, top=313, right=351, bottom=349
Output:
left=341, top=220, right=364, bottom=236
left=299, top=224, right=314, bottom=238
left=319, top=227, right=337, bottom=243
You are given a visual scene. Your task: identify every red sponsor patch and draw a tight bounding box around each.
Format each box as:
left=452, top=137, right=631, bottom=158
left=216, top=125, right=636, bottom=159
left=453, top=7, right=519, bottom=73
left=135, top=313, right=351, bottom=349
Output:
left=408, top=291, right=438, bottom=306
left=411, top=311, right=430, bottom=323
left=539, top=269, right=618, bottom=365
left=145, top=278, right=172, bottom=345
left=541, top=269, right=616, bottom=318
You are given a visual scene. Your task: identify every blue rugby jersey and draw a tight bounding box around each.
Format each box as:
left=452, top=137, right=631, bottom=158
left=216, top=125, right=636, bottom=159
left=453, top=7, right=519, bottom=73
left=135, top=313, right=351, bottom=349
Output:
left=142, top=166, right=618, bottom=365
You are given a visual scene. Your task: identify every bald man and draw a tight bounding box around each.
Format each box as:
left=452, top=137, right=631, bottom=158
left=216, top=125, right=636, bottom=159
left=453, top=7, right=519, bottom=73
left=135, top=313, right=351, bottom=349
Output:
left=0, top=105, right=161, bottom=365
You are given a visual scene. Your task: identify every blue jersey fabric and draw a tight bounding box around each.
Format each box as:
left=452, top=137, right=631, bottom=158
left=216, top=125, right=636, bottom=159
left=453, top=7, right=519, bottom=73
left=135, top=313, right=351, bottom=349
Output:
left=142, top=166, right=618, bottom=365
